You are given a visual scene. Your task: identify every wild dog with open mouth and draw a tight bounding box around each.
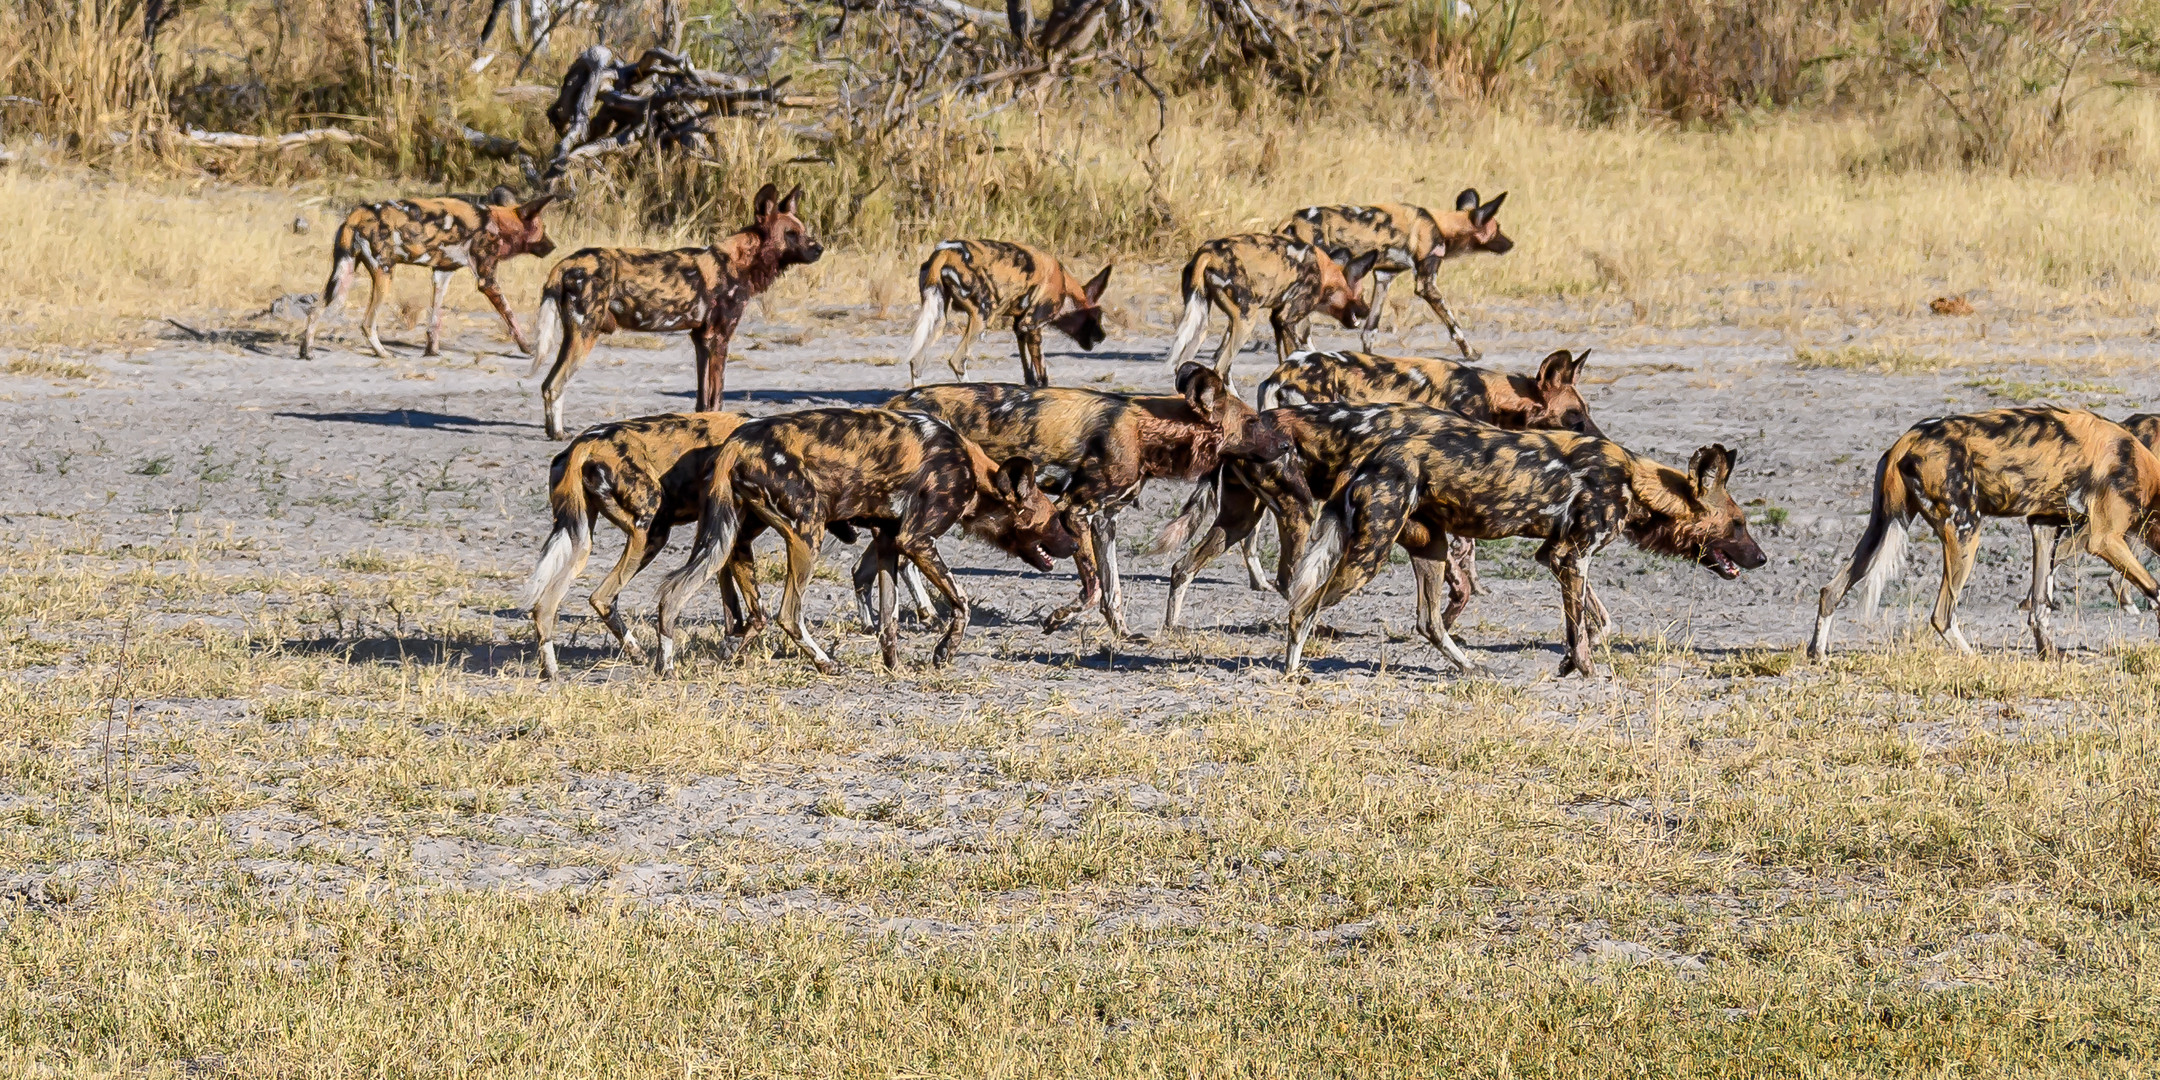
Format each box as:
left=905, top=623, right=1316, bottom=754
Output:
left=301, top=188, right=557, bottom=360
left=528, top=183, right=822, bottom=439
left=1163, top=234, right=1378, bottom=393
left=1286, top=417, right=1764, bottom=678
left=1276, top=189, right=1511, bottom=358
left=651, top=408, right=1076, bottom=673
left=1157, top=357, right=1604, bottom=631
left=890, top=363, right=1301, bottom=637
left=1809, top=407, right=2160, bottom=661
left=1161, top=347, right=1602, bottom=623
left=902, top=240, right=1113, bottom=388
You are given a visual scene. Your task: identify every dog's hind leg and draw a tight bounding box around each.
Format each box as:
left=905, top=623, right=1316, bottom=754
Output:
left=361, top=259, right=395, bottom=359
left=424, top=269, right=454, bottom=357
left=1406, top=532, right=1477, bottom=673
left=2027, top=521, right=2058, bottom=659
left=1094, top=511, right=1131, bottom=639
left=302, top=248, right=357, bottom=359
left=1210, top=308, right=1254, bottom=397
left=1930, top=515, right=1983, bottom=655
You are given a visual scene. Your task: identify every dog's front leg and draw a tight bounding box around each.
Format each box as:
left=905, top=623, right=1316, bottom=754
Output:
left=1094, top=510, right=1131, bottom=638
left=475, top=271, right=532, bottom=354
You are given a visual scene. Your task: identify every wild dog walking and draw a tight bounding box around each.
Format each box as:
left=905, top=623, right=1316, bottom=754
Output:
left=651, top=408, right=1075, bottom=673
left=890, top=363, right=1300, bottom=637
left=1257, top=348, right=1600, bottom=436
left=528, top=183, right=822, bottom=439
left=1169, top=346, right=1600, bottom=620
left=1158, top=358, right=1602, bottom=631
left=1808, top=408, right=2160, bottom=660
left=1163, top=234, right=1378, bottom=393
left=301, top=189, right=557, bottom=359
left=902, top=240, right=1113, bottom=387
left=1277, top=190, right=1512, bottom=358
left=1286, top=417, right=1764, bottom=678
left=522, top=411, right=780, bottom=680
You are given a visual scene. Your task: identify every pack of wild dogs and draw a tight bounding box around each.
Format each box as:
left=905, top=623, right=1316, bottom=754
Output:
left=303, top=181, right=2160, bottom=680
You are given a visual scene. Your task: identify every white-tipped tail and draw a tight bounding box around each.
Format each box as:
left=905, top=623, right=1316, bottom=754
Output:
left=521, top=513, right=589, bottom=610
left=1146, top=474, right=1221, bottom=558
left=655, top=498, right=742, bottom=626
left=903, top=286, right=945, bottom=377
left=1286, top=504, right=1348, bottom=615
left=1855, top=519, right=1908, bottom=615
left=526, top=294, right=560, bottom=378
left=1165, top=291, right=1211, bottom=373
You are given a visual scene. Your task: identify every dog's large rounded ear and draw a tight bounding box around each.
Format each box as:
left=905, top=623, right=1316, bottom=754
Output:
left=517, top=194, right=556, bottom=221
left=1455, top=188, right=1481, bottom=212
left=779, top=185, right=803, bottom=216
left=1535, top=349, right=1575, bottom=390
left=1690, top=444, right=1735, bottom=498
left=1471, top=192, right=1507, bottom=228
left=995, top=456, right=1039, bottom=504
left=753, top=183, right=781, bottom=219
left=488, top=185, right=518, bottom=206
left=1343, top=250, right=1380, bottom=285
left=1177, top=362, right=1227, bottom=419
left=1082, top=264, right=1113, bottom=306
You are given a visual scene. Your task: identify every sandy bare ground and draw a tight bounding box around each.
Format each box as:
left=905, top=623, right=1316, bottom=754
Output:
left=6, top=296, right=2160, bottom=914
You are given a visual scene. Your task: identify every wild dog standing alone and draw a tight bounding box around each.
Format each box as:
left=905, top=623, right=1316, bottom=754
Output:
left=903, top=240, right=1113, bottom=387
left=1287, top=416, right=1764, bottom=677
left=1809, top=408, right=2160, bottom=660
left=528, top=183, right=822, bottom=439
left=1164, top=235, right=1378, bottom=393
left=891, top=364, right=1300, bottom=637
left=652, top=408, right=1076, bottom=673
left=301, top=188, right=556, bottom=359
left=1277, top=189, right=1511, bottom=358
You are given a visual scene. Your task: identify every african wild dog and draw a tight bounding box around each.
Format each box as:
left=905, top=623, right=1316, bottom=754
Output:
left=1277, top=189, right=1511, bottom=358
left=301, top=188, right=557, bottom=360
left=902, top=240, right=1114, bottom=388
left=527, top=183, right=823, bottom=439
left=1163, top=234, right=1379, bottom=393
left=1257, top=348, right=1600, bottom=436
left=1286, top=416, right=1764, bottom=678
left=890, top=363, right=1301, bottom=638
left=1160, top=346, right=1601, bottom=622
left=1809, top=407, right=2160, bottom=661
left=522, top=411, right=776, bottom=680
left=650, top=408, right=1076, bottom=673
left=1156, top=368, right=1605, bottom=631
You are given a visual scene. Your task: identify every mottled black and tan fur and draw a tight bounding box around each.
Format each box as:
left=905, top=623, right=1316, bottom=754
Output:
left=523, top=411, right=783, bottom=680
left=301, top=188, right=557, bottom=360
left=1257, top=348, right=1599, bottom=436
left=1276, top=189, right=1511, bottom=358
left=1809, top=407, right=2160, bottom=660
left=903, top=240, right=1113, bottom=387
left=528, top=183, right=823, bottom=439
left=651, top=408, right=1076, bottom=673
left=1287, top=417, right=1764, bottom=677
left=890, top=363, right=1299, bottom=637
left=1164, top=234, right=1378, bottom=392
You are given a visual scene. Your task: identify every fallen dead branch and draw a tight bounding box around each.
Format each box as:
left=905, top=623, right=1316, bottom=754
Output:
left=170, top=127, right=367, bottom=151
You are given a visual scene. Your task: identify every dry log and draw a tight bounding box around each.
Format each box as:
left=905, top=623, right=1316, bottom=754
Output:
left=176, top=127, right=366, bottom=151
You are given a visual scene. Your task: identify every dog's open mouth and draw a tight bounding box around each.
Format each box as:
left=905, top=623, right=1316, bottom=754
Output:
left=1022, top=544, right=1056, bottom=571
left=1700, top=548, right=1741, bottom=579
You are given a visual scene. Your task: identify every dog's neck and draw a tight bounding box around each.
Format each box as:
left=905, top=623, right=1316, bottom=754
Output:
left=713, top=228, right=785, bottom=296
left=1135, top=414, right=1227, bottom=482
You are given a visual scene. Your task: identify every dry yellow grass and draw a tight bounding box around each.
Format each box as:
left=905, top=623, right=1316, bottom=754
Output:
left=6, top=91, right=2160, bottom=349
left=2, top=539, right=2158, bottom=1074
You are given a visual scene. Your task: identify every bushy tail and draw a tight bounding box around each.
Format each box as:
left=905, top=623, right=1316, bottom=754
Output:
left=654, top=457, right=743, bottom=632
left=902, top=271, right=946, bottom=376
left=525, top=281, right=564, bottom=378
left=1852, top=449, right=1915, bottom=614
left=1147, top=469, right=1223, bottom=558
left=521, top=444, right=595, bottom=612
left=1165, top=256, right=1213, bottom=374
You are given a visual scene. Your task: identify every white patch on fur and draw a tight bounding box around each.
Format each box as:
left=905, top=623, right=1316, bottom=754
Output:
left=1856, top=520, right=1910, bottom=615
left=527, top=295, right=561, bottom=376
left=438, top=242, right=472, bottom=268
left=520, top=515, right=587, bottom=608
left=770, top=451, right=789, bottom=466
left=1165, top=291, right=1213, bottom=373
